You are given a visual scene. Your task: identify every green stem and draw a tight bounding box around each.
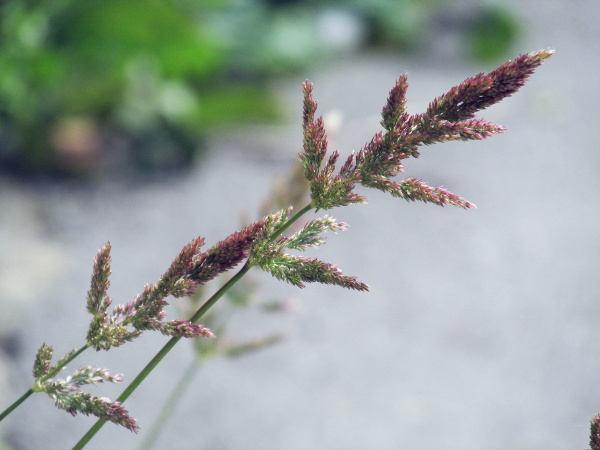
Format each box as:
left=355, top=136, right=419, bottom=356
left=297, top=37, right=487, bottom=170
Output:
left=73, top=202, right=314, bottom=449
left=0, top=389, right=34, bottom=422
left=0, top=343, right=88, bottom=422
left=43, top=344, right=89, bottom=382
left=73, top=263, right=249, bottom=449
left=273, top=203, right=313, bottom=240
left=137, top=359, right=201, bottom=450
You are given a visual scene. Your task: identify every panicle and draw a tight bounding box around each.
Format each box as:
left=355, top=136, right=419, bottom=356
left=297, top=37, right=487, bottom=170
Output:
left=86, top=233, right=239, bottom=351
left=97, top=399, right=139, bottom=433
left=406, top=118, right=506, bottom=146
left=33, top=343, right=54, bottom=378
left=158, top=237, right=205, bottom=295
left=53, top=391, right=139, bottom=433
left=250, top=211, right=368, bottom=291
left=34, top=360, right=139, bottom=432
left=427, top=49, right=554, bottom=122
left=161, top=320, right=216, bottom=339
left=190, top=219, right=267, bottom=285
left=86, top=242, right=112, bottom=315
left=381, top=74, right=409, bottom=131
left=474, top=48, right=554, bottom=111
left=282, top=257, right=369, bottom=291
left=298, top=49, right=552, bottom=210
left=426, top=72, right=493, bottom=121
left=67, top=366, right=123, bottom=386
left=285, top=215, right=348, bottom=251
left=397, top=178, right=476, bottom=209
left=591, top=414, right=600, bottom=450
left=300, top=82, right=365, bottom=210
left=300, top=81, right=328, bottom=181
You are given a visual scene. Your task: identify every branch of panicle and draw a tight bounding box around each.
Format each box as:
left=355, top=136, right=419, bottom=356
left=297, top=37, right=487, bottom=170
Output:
left=85, top=222, right=268, bottom=351
left=381, top=74, right=409, bottom=131
left=249, top=209, right=368, bottom=291
left=189, top=219, right=266, bottom=285
left=299, top=49, right=553, bottom=211
left=33, top=342, right=54, bottom=379
left=161, top=320, right=215, bottom=339
left=426, top=49, right=555, bottom=122
left=285, top=215, right=347, bottom=251
left=300, top=82, right=364, bottom=210
left=86, top=242, right=112, bottom=315
left=48, top=386, right=139, bottom=433
left=36, top=223, right=271, bottom=430
left=396, top=178, right=476, bottom=208
left=469, top=49, right=554, bottom=114
left=32, top=346, right=139, bottom=433
left=278, top=256, right=369, bottom=290
left=591, top=414, right=600, bottom=450
left=300, top=81, right=327, bottom=181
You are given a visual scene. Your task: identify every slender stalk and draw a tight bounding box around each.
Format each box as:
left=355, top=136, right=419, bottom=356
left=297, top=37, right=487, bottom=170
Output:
left=41, top=344, right=89, bottom=382
left=73, top=203, right=314, bottom=449
left=273, top=203, right=313, bottom=239
left=0, top=344, right=88, bottom=422
left=137, top=360, right=201, bottom=450
left=71, top=268, right=243, bottom=449
left=0, top=389, right=34, bottom=422
left=188, top=262, right=252, bottom=326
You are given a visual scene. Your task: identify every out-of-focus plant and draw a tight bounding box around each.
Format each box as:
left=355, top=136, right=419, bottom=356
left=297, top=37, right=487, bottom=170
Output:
left=0, top=0, right=520, bottom=177
left=138, top=162, right=309, bottom=449
left=464, top=3, right=520, bottom=62
left=137, top=275, right=291, bottom=450
left=0, top=0, right=280, bottom=176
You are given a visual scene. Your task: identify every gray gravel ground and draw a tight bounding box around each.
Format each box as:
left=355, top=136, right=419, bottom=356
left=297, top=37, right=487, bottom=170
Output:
left=1, top=1, right=599, bottom=449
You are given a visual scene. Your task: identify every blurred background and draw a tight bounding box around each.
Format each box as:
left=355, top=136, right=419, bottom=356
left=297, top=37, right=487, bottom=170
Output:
left=0, top=0, right=518, bottom=178
left=0, top=0, right=598, bottom=449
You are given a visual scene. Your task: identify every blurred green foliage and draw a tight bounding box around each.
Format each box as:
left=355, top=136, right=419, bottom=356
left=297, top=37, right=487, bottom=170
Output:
left=0, top=0, right=281, bottom=176
left=465, top=4, right=520, bottom=63
left=0, top=0, right=519, bottom=177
